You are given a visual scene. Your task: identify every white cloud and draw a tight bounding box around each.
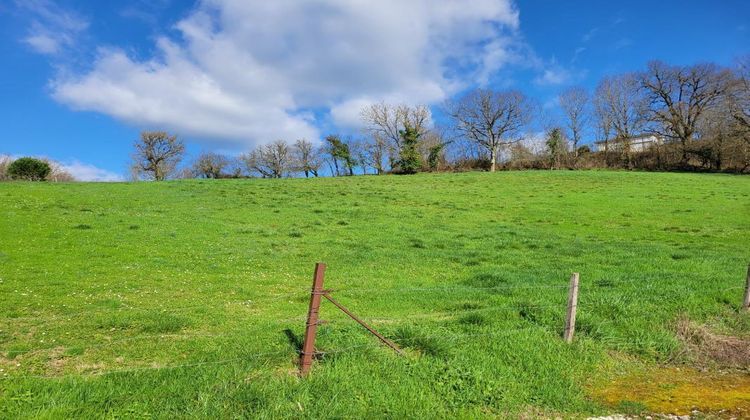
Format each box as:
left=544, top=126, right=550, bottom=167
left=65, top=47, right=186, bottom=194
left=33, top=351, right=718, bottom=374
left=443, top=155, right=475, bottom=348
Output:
left=25, top=33, right=60, bottom=54
left=18, top=0, right=89, bottom=56
left=51, top=0, right=524, bottom=147
left=534, top=67, right=572, bottom=86
left=59, top=161, right=123, bottom=182
left=533, top=61, right=587, bottom=87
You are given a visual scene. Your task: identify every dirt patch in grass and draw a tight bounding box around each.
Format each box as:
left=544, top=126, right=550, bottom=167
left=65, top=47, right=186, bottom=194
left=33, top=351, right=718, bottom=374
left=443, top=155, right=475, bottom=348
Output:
left=675, top=318, right=750, bottom=369
left=46, top=347, right=69, bottom=375
left=590, top=367, right=750, bottom=417
left=0, top=354, right=21, bottom=376
left=589, top=317, right=750, bottom=418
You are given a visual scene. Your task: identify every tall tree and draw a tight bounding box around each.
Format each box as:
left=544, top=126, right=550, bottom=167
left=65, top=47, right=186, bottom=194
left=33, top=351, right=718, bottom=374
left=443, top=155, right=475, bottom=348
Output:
left=427, top=143, right=446, bottom=171
left=324, top=135, right=354, bottom=176
left=697, top=97, right=737, bottom=170
left=395, top=124, right=422, bottom=174
left=132, top=131, right=185, bottom=181
left=242, top=140, right=291, bottom=178
left=293, top=139, right=322, bottom=178
left=545, top=127, right=568, bottom=169
left=360, top=103, right=430, bottom=150
left=593, top=88, right=614, bottom=166
left=192, top=152, right=230, bottom=179
left=362, top=134, right=390, bottom=175
left=0, top=155, right=12, bottom=181
left=639, top=61, right=733, bottom=164
left=445, top=89, right=532, bottom=172
left=729, top=55, right=750, bottom=135
left=348, top=139, right=369, bottom=175
left=559, top=86, right=589, bottom=161
left=418, top=130, right=447, bottom=168
left=594, top=74, right=646, bottom=168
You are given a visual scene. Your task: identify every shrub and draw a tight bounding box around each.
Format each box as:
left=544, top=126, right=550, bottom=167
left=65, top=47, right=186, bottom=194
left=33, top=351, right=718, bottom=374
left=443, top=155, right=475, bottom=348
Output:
left=7, top=157, right=51, bottom=181
left=576, top=145, right=592, bottom=155
left=452, top=157, right=492, bottom=172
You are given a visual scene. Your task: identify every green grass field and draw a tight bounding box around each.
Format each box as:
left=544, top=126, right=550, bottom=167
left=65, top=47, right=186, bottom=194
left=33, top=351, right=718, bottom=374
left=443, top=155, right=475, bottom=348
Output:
left=1, top=171, right=749, bottom=418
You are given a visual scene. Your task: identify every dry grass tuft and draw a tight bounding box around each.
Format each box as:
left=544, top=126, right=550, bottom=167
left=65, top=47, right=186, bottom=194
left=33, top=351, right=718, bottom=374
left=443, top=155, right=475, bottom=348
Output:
left=676, top=318, right=750, bottom=369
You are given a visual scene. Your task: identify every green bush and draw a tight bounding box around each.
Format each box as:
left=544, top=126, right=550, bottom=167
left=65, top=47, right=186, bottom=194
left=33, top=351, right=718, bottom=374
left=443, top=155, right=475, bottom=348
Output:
left=7, top=157, right=51, bottom=181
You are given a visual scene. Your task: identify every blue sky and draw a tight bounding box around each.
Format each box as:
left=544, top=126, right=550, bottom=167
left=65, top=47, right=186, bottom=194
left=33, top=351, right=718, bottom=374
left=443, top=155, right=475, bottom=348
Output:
left=0, top=0, right=747, bottom=180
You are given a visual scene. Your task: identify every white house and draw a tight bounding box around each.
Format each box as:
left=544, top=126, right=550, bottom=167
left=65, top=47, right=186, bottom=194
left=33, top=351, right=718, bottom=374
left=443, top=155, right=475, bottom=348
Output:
left=594, top=134, right=664, bottom=152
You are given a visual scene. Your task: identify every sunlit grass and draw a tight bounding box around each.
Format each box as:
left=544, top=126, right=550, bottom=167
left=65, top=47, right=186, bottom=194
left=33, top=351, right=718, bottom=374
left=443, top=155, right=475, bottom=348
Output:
left=0, top=171, right=748, bottom=417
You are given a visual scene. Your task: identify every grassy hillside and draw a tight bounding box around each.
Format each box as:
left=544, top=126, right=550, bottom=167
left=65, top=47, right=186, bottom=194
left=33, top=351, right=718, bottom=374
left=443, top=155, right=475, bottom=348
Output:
left=1, top=171, right=749, bottom=418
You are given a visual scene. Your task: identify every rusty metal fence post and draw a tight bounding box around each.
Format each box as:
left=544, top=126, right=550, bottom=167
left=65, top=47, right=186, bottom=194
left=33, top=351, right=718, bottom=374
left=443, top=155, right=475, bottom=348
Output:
left=300, top=263, right=326, bottom=376
left=564, top=272, right=579, bottom=343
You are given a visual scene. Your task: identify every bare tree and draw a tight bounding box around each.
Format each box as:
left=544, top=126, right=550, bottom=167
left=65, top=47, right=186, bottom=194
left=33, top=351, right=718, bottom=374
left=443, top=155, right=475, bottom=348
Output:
left=445, top=89, right=532, bottom=172
left=242, top=140, right=291, bottom=178
left=696, top=96, right=738, bottom=170
left=44, top=159, right=76, bottom=182
left=559, top=86, right=589, bottom=161
left=592, top=89, right=614, bottom=162
left=729, top=55, right=750, bottom=135
left=131, top=131, right=185, bottom=181
left=716, top=57, right=750, bottom=172
left=595, top=74, right=645, bottom=139
left=362, top=134, right=390, bottom=175
left=348, top=138, right=369, bottom=175
left=192, top=152, right=230, bottom=179
left=594, top=74, right=646, bottom=167
left=360, top=103, right=430, bottom=150
left=639, top=61, right=733, bottom=164
left=293, top=139, right=322, bottom=177
left=0, top=155, right=13, bottom=181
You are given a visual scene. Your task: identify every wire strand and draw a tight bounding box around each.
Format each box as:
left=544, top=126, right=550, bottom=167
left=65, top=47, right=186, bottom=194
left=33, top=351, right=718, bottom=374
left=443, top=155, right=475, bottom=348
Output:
left=334, top=283, right=570, bottom=294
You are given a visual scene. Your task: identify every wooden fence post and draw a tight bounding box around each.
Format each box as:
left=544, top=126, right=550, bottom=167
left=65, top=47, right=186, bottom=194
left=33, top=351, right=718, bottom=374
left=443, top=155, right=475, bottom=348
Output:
left=743, top=264, right=750, bottom=311
left=300, top=262, right=326, bottom=376
left=564, top=272, right=579, bottom=343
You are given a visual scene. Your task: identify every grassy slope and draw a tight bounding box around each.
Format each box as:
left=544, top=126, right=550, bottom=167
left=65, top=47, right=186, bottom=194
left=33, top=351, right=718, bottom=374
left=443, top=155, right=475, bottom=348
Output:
left=0, top=171, right=748, bottom=418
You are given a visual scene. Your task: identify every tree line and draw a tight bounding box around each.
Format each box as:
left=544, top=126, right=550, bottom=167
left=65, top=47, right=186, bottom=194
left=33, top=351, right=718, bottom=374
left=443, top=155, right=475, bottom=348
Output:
left=131, top=57, right=749, bottom=181
left=129, top=104, right=444, bottom=180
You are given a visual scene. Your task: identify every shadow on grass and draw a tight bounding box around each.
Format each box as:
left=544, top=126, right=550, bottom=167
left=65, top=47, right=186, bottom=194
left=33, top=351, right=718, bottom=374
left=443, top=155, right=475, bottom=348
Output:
left=283, top=328, right=331, bottom=362
left=283, top=329, right=302, bottom=353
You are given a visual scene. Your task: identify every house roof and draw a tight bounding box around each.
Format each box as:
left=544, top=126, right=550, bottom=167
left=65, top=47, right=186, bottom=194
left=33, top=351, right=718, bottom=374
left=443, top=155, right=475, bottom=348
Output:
left=593, top=134, right=663, bottom=145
